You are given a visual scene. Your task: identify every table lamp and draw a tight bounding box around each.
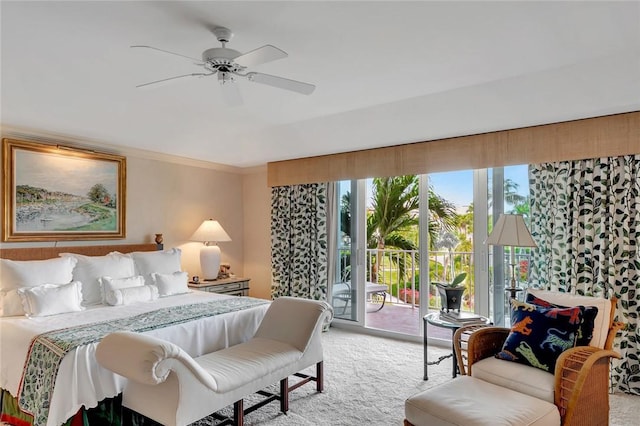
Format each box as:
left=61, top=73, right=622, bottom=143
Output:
left=485, top=214, right=537, bottom=293
left=190, top=219, right=231, bottom=280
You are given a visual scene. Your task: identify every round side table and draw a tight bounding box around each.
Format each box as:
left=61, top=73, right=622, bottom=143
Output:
left=423, top=311, right=490, bottom=380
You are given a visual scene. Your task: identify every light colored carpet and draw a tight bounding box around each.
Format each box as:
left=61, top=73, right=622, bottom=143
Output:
left=194, top=327, right=638, bottom=425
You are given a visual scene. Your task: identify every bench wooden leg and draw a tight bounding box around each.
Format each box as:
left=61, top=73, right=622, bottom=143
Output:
left=316, top=361, right=324, bottom=392
left=227, top=362, right=325, bottom=422
left=280, top=377, right=289, bottom=413
left=233, top=399, right=243, bottom=426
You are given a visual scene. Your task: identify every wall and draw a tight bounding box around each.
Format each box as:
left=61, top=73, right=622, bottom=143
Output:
left=0, top=135, right=251, bottom=294
left=241, top=168, right=272, bottom=299
left=124, top=155, right=245, bottom=281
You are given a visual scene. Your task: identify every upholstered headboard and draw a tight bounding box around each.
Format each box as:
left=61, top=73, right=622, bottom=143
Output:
left=0, top=243, right=161, bottom=261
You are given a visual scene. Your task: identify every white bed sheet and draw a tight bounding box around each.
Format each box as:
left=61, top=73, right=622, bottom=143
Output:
left=0, top=290, right=270, bottom=426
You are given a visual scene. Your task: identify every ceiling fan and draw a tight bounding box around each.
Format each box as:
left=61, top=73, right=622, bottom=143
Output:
left=131, top=27, right=315, bottom=106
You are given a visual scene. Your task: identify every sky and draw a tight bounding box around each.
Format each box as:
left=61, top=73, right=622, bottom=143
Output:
left=429, top=165, right=529, bottom=210
left=15, top=149, right=118, bottom=197
left=342, top=165, right=530, bottom=211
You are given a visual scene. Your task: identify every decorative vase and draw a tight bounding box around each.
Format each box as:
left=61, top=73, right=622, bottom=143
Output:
left=154, top=233, right=163, bottom=244
left=435, top=284, right=465, bottom=312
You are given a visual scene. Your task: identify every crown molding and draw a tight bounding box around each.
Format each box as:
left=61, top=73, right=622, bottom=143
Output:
left=0, top=124, right=259, bottom=173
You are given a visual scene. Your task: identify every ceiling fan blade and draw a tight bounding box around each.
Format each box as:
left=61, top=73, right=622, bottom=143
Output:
left=234, top=45, right=287, bottom=67
left=136, top=73, right=213, bottom=88
left=219, top=72, right=243, bottom=106
left=131, top=45, right=204, bottom=65
left=247, top=72, right=316, bottom=95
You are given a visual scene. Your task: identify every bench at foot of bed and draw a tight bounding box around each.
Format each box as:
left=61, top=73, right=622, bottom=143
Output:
left=96, top=297, right=333, bottom=426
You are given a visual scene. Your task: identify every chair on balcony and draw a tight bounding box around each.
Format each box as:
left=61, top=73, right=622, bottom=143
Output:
left=331, top=282, right=387, bottom=315
left=405, top=289, right=623, bottom=426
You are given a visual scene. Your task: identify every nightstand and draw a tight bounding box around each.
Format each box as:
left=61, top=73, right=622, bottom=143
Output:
left=188, top=277, right=250, bottom=296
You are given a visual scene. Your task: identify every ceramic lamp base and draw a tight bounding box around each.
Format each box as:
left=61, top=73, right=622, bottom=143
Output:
left=200, top=244, right=221, bottom=280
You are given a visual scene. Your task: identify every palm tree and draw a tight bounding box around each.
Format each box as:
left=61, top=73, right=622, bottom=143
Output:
left=488, top=178, right=527, bottom=210
left=367, top=176, right=458, bottom=249
left=366, top=176, right=419, bottom=282
left=509, top=200, right=531, bottom=220
left=424, top=187, right=459, bottom=249
left=340, top=176, right=458, bottom=283
left=367, top=176, right=419, bottom=251
left=504, top=178, right=527, bottom=206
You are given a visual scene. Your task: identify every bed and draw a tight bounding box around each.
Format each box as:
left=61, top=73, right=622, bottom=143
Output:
left=0, top=243, right=270, bottom=426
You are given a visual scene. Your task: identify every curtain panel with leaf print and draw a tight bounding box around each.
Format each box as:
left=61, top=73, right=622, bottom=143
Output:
left=528, top=155, right=640, bottom=395
left=271, top=183, right=328, bottom=301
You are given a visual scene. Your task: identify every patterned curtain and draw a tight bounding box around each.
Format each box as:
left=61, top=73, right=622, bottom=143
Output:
left=271, top=183, right=328, bottom=301
left=528, top=155, right=640, bottom=394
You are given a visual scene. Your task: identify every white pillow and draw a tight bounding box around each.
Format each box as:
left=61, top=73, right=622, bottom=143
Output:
left=151, top=271, right=189, bottom=297
left=17, top=281, right=84, bottom=317
left=129, top=248, right=182, bottom=285
left=105, top=285, right=159, bottom=306
left=99, top=275, right=145, bottom=303
left=0, top=257, right=77, bottom=317
left=61, top=252, right=135, bottom=306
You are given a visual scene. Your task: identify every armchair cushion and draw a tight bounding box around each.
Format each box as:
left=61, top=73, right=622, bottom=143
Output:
left=496, top=299, right=582, bottom=373
left=525, top=293, right=598, bottom=346
left=472, top=357, right=555, bottom=402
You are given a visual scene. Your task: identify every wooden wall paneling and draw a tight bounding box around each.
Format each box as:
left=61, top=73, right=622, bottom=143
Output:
left=267, top=111, right=640, bottom=186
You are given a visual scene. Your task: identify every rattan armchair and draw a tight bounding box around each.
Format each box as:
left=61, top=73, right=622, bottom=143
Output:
left=453, top=292, right=624, bottom=426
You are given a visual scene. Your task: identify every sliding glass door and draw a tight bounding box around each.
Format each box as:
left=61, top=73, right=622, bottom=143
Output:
left=487, top=165, right=532, bottom=326
left=332, top=180, right=358, bottom=321
left=330, top=165, right=530, bottom=336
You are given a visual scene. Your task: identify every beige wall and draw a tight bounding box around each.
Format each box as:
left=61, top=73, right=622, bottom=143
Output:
left=241, top=168, right=272, bottom=299
left=0, top=137, right=259, bottom=296
left=123, top=155, right=245, bottom=282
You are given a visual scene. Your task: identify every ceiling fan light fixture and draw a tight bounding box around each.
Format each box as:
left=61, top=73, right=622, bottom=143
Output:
left=218, top=72, right=235, bottom=85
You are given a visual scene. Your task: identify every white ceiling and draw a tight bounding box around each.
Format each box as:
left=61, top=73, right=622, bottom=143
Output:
left=2, top=1, right=639, bottom=168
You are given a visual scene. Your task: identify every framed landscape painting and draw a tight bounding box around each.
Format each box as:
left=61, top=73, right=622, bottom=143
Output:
left=2, top=138, right=126, bottom=241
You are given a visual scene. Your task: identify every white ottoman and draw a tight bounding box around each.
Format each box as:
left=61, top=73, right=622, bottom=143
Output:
left=405, top=376, right=560, bottom=426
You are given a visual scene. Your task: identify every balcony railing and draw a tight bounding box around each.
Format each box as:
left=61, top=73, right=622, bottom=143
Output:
left=336, top=247, right=532, bottom=312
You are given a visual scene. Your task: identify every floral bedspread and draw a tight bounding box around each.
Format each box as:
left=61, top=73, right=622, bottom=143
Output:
left=18, top=297, right=270, bottom=426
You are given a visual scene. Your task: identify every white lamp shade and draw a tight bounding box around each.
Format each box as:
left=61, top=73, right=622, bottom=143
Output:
left=190, top=219, right=231, bottom=280
left=485, top=214, right=537, bottom=248
left=189, top=219, right=231, bottom=243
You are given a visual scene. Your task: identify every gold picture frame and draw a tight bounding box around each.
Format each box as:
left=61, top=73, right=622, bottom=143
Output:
left=2, top=138, right=126, bottom=241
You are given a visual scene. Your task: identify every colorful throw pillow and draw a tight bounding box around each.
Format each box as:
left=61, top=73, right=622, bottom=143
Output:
left=525, top=293, right=598, bottom=346
left=496, top=299, right=583, bottom=373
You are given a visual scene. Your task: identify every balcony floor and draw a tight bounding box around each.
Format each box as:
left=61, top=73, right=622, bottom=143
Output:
left=364, top=302, right=453, bottom=340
